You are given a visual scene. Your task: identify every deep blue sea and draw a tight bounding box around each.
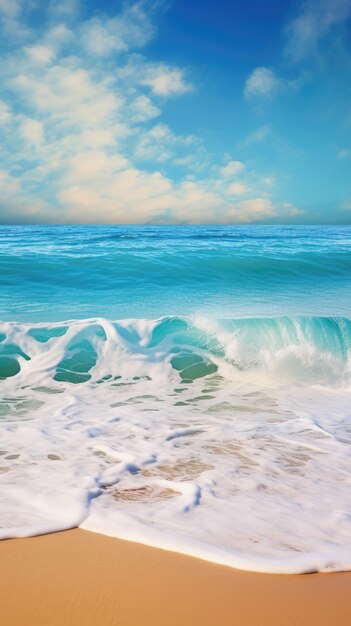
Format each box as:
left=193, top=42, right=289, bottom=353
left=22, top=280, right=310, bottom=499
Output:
left=1, top=225, right=351, bottom=573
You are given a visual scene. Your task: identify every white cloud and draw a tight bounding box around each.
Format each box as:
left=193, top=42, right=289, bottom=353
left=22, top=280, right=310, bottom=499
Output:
left=285, top=0, right=351, bottom=63
left=63, top=151, right=129, bottom=184
left=129, top=95, right=160, bottom=122
left=169, top=182, right=227, bottom=223
left=242, top=125, right=271, bottom=146
left=12, top=64, right=123, bottom=128
left=20, top=118, right=44, bottom=145
left=227, top=182, right=248, bottom=196
left=59, top=168, right=175, bottom=223
left=0, top=0, right=29, bottom=39
left=220, top=160, right=245, bottom=177
left=141, top=63, right=192, bottom=96
left=48, top=0, right=81, bottom=18
left=79, top=3, right=155, bottom=57
left=135, top=123, right=195, bottom=162
left=45, top=24, right=73, bottom=45
left=261, top=176, right=275, bottom=187
left=168, top=189, right=301, bottom=224
left=56, top=167, right=302, bottom=224
left=244, top=67, right=280, bottom=99
left=80, top=18, right=125, bottom=56
left=120, top=56, right=192, bottom=97
left=0, top=99, right=12, bottom=123
left=25, top=45, right=55, bottom=64
left=0, top=0, right=300, bottom=225
left=0, top=170, right=20, bottom=193
left=0, top=170, right=51, bottom=223
left=227, top=198, right=301, bottom=223
left=228, top=198, right=276, bottom=222
left=0, top=0, right=22, bottom=18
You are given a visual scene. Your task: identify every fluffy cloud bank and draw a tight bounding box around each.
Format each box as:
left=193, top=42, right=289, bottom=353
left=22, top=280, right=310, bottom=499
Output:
left=0, top=0, right=300, bottom=224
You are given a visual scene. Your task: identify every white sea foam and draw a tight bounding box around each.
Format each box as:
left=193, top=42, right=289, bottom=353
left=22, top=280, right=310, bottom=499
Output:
left=0, top=316, right=351, bottom=573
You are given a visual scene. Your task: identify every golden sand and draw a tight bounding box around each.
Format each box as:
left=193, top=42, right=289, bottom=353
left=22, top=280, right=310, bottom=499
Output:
left=1, top=529, right=350, bottom=626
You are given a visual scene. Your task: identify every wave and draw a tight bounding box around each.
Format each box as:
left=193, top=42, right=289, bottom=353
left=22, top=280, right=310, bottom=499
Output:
left=1, top=226, right=351, bottom=322
left=1, top=314, right=351, bottom=573
left=2, top=228, right=351, bottom=572
left=1, top=315, right=351, bottom=387
left=2, top=249, right=351, bottom=280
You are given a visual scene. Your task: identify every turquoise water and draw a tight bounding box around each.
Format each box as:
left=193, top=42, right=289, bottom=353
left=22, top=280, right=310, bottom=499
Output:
left=1, top=225, right=351, bottom=573
left=1, top=225, right=351, bottom=320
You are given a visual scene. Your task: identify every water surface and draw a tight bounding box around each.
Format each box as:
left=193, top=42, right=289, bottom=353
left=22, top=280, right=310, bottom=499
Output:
left=1, top=225, right=351, bottom=573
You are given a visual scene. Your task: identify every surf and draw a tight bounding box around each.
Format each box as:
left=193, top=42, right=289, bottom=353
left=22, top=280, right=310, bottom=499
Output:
left=1, top=226, right=351, bottom=574
left=1, top=315, right=350, bottom=388
left=1, top=315, right=351, bottom=574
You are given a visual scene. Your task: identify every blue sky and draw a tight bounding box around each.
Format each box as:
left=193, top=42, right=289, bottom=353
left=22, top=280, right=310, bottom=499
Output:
left=0, top=0, right=350, bottom=224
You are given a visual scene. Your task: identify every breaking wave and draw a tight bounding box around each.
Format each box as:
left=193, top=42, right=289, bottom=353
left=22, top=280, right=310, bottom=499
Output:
left=1, top=315, right=351, bottom=388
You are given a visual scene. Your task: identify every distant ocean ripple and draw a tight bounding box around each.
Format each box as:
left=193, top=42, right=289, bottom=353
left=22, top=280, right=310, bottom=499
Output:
left=1, top=225, right=351, bottom=320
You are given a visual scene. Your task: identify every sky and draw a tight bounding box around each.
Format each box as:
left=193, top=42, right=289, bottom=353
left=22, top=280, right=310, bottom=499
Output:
left=0, top=0, right=350, bottom=224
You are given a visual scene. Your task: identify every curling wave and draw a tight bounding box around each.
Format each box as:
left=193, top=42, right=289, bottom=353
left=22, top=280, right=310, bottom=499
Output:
left=1, top=315, right=351, bottom=388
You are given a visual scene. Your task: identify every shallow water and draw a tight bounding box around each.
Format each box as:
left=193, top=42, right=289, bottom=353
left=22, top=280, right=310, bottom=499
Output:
left=1, top=226, right=351, bottom=573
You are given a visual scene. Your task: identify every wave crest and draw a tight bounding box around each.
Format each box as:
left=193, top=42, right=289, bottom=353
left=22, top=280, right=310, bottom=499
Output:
left=1, top=315, right=350, bottom=387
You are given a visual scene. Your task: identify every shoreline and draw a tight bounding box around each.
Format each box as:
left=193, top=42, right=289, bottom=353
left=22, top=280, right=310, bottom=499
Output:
left=1, top=529, right=351, bottom=626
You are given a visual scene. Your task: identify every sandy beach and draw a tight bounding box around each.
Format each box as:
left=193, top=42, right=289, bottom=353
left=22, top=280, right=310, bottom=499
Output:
left=1, top=529, right=350, bottom=626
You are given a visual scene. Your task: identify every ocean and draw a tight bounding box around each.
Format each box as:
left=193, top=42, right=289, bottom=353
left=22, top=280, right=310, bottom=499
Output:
left=1, top=225, right=351, bottom=573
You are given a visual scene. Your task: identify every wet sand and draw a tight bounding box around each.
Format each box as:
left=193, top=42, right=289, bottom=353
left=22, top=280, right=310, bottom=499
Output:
left=1, top=528, right=350, bottom=626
